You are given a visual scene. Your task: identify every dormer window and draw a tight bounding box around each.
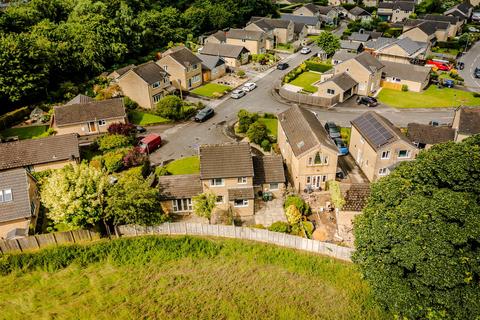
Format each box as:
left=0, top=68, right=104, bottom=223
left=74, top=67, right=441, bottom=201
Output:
left=0, top=189, right=12, bottom=202
left=152, top=81, right=160, bottom=88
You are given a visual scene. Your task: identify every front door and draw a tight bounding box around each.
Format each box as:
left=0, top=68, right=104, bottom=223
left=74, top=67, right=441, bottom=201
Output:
left=311, top=176, right=323, bottom=189
left=188, top=78, right=192, bottom=89
left=88, top=121, right=97, bottom=133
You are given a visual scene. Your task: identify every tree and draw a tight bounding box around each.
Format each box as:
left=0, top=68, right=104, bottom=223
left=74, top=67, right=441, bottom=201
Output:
left=285, top=204, right=302, bottom=225
left=316, top=31, right=340, bottom=56
left=246, top=121, right=268, bottom=145
left=353, top=135, right=480, bottom=319
left=156, top=95, right=184, bottom=120
left=97, top=134, right=131, bottom=151
left=41, top=163, right=108, bottom=228
left=108, top=122, right=136, bottom=137
left=192, top=192, right=216, bottom=223
left=105, top=167, right=166, bottom=226
left=237, top=109, right=258, bottom=133
left=284, top=195, right=310, bottom=215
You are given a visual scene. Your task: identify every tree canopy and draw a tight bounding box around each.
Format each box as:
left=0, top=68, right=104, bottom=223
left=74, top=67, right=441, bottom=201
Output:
left=353, top=135, right=480, bottom=319
left=315, top=31, right=340, bottom=56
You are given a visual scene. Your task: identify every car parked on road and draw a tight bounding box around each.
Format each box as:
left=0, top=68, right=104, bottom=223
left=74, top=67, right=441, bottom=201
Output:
left=443, top=79, right=454, bottom=88
left=457, top=62, right=465, bottom=70
left=242, top=82, right=257, bottom=92
left=356, top=96, right=378, bottom=107
left=300, top=47, right=311, bottom=54
left=231, top=89, right=246, bottom=99
left=138, top=133, right=162, bottom=154
left=324, top=122, right=341, bottom=139
left=135, top=125, right=146, bottom=133
left=474, top=67, right=480, bottom=78
left=334, top=138, right=349, bottom=155
left=277, top=62, right=289, bottom=70
left=194, top=107, right=214, bottom=122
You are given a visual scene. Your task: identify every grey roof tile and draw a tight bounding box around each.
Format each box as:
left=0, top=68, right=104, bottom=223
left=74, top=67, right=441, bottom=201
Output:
left=407, top=123, right=455, bottom=145
left=228, top=187, right=255, bottom=200
left=200, top=43, right=249, bottom=59
left=132, top=61, right=168, bottom=85
left=157, top=174, right=202, bottom=200
left=54, top=98, right=126, bottom=126
left=0, top=168, right=34, bottom=223
left=163, top=46, right=202, bottom=68
left=200, top=143, right=254, bottom=179
left=252, top=155, right=285, bottom=185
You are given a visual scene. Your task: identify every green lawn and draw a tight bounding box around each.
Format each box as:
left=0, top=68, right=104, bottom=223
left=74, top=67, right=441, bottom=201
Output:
left=258, top=118, right=278, bottom=137
left=432, top=47, right=460, bottom=56
left=0, top=236, right=387, bottom=319
left=275, top=43, right=294, bottom=53
left=0, top=125, right=49, bottom=140
left=377, top=86, right=480, bottom=108
left=289, top=71, right=321, bottom=93
left=128, top=110, right=169, bottom=126
left=191, top=83, right=231, bottom=98
left=164, top=156, right=200, bottom=175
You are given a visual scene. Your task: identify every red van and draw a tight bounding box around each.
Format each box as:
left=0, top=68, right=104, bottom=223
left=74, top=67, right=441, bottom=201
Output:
left=138, top=133, right=162, bottom=154
left=426, top=59, right=452, bottom=71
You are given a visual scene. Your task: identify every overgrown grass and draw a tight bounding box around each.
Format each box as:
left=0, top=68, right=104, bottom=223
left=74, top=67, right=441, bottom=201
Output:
left=0, top=125, right=49, bottom=140
left=164, top=156, right=200, bottom=175
left=128, top=110, right=170, bottom=126
left=191, top=83, right=231, bottom=98
left=289, top=71, right=321, bottom=93
left=258, top=118, right=278, bottom=137
left=0, top=236, right=387, bottom=319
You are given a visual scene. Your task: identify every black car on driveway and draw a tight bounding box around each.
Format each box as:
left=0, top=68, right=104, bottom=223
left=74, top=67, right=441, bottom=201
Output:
left=356, top=96, right=378, bottom=107
left=194, top=107, right=214, bottom=122
left=277, top=62, right=289, bottom=70
left=324, top=121, right=341, bottom=139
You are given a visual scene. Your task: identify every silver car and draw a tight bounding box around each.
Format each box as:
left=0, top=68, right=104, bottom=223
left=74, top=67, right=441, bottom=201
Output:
left=231, top=89, right=246, bottom=99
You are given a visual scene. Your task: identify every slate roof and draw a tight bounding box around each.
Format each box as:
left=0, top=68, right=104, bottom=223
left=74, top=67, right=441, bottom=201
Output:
left=445, top=2, right=473, bottom=18
left=280, top=14, right=321, bottom=26
left=301, top=3, right=319, bottom=14
left=197, top=54, right=225, bottom=70
left=293, top=22, right=306, bottom=34
left=365, top=31, right=383, bottom=39
left=208, top=30, right=227, bottom=43
left=364, top=37, right=397, bottom=50
left=351, top=111, right=414, bottom=151
left=228, top=187, right=255, bottom=200
left=54, top=98, right=126, bottom=126
left=317, top=5, right=336, bottom=15
left=341, top=40, right=363, bottom=51
left=404, top=19, right=450, bottom=35
left=329, top=73, right=358, bottom=91
left=342, top=184, right=370, bottom=212
left=163, top=46, right=202, bottom=68
left=278, top=105, right=337, bottom=157
left=128, top=61, right=168, bottom=85
left=423, top=14, right=460, bottom=24
left=112, top=64, right=135, bottom=78
left=0, top=168, right=33, bottom=223
left=226, top=29, right=265, bottom=41
left=200, top=43, right=249, bottom=59
left=353, top=52, right=384, bottom=73
left=407, top=123, right=455, bottom=145
left=252, top=155, right=285, bottom=185
left=66, top=94, right=94, bottom=105
left=381, top=60, right=431, bottom=82
left=199, top=143, right=254, bottom=179
left=348, top=32, right=371, bottom=42
left=380, top=1, right=414, bottom=11
left=349, top=6, right=370, bottom=17
left=332, top=50, right=357, bottom=62
left=249, top=17, right=291, bottom=30
left=381, top=37, right=427, bottom=56
left=0, top=134, right=80, bottom=170
left=455, top=107, right=480, bottom=135
left=157, top=174, right=202, bottom=200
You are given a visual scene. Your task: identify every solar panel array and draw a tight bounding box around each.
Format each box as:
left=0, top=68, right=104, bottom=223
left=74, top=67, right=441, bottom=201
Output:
left=354, top=113, right=394, bottom=148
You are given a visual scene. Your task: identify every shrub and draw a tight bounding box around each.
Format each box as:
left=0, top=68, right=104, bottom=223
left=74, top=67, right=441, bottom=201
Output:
left=251, top=224, right=266, bottom=229
left=97, top=134, right=131, bottom=151
left=236, top=70, right=246, bottom=78
left=247, top=121, right=268, bottom=145
left=103, top=151, right=125, bottom=173
left=285, top=205, right=302, bottom=225
left=401, top=84, right=408, bottom=92
left=0, top=107, right=30, bottom=130
left=268, top=221, right=290, bottom=233
left=284, top=194, right=310, bottom=215
left=156, top=95, right=184, bottom=120
left=473, top=92, right=480, bottom=98
left=123, top=147, right=148, bottom=169
left=124, top=97, right=139, bottom=110
left=261, top=139, right=271, bottom=151
left=155, top=166, right=170, bottom=176
left=237, top=109, right=259, bottom=133
left=263, top=113, right=276, bottom=119
left=305, top=61, right=332, bottom=73
left=108, top=123, right=136, bottom=137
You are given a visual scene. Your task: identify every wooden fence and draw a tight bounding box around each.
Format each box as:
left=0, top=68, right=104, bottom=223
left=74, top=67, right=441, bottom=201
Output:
left=117, top=223, right=354, bottom=262
left=0, top=230, right=100, bottom=254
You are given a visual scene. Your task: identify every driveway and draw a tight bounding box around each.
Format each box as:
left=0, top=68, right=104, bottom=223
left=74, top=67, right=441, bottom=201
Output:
left=458, top=40, right=480, bottom=92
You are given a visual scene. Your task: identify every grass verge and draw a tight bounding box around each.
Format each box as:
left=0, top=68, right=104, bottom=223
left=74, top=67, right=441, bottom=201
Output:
left=128, top=110, right=169, bottom=126
left=0, top=236, right=387, bottom=319
left=191, top=83, right=231, bottom=98
left=289, top=71, right=321, bottom=93
left=0, top=125, right=49, bottom=140
left=164, top=156, right=200, bottom=175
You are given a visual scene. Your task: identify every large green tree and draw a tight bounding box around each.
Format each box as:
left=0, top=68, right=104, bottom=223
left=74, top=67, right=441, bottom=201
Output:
left=353, top=135, right=480, bottom=319
left=315, top=31, right=340, bottom=56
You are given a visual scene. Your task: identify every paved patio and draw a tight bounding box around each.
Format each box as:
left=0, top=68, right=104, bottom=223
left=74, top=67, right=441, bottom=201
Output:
left=254, top=198, right=286, bottom=227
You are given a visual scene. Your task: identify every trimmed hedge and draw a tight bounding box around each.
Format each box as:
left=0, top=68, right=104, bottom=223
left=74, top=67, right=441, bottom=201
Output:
left=305, top=61, right=332, bottom=73
left=0, top=107, right=30, bottom=130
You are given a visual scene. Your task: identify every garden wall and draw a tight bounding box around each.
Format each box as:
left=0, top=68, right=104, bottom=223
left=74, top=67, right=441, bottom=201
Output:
left=276, top=80, right=339, bottom=107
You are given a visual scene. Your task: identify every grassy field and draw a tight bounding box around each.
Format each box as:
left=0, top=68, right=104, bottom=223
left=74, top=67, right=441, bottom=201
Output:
left=128, top=110, right=169, bottom=126
left=290, top=71, right=321, bottom=93
left=191, top=83, right=231, bottom=98
left=164, top=156, right=200, bottom=174
left=0, top=236, right=387, bottom=319
left=0, top=125, right=49, bottom=140
left=377, top=86, right=480, bottom=108
left=258, top=118, right=278, bottom=137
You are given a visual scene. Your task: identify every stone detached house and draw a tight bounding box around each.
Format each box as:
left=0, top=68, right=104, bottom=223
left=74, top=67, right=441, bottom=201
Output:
left=204, top=30, right=227, bottom=44
left=246, top=17, right=295, bottom=46
left=278, top=105, right=338, bottom=192
left=157, top=46, right=203, bottom=91
left=199, top=43, right=250, bottom=68
left=401, top=19, right=450, bottom=43
left=280, top=14, right=322, bottom=35
left=423, top=14, right=462, bottom=38
left=349, top=111, right=419, bottom=182
left=197, top=54, right=226, bottom=82
left=364, top=36, right=429, bottom=64
left=347, top=6, right=371, bottom=22
left=444, top=2, right=473, bottom=21
left=52, top=97, right=127, bottom=136
left=452, top=107, right=480, bottom=142
left=225, top=29, right=271, bottom=54
left=292, top=3, right=320, bottom=17
left=377, top=1, right=415, bottom=23
left=381, top=60, right=431, bottom=92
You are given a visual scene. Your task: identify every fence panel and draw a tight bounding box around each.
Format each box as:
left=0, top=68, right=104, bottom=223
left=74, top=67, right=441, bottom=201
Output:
left=17, top=236, right=39, bottom=252
left=35, top=233, right=57, bottom=248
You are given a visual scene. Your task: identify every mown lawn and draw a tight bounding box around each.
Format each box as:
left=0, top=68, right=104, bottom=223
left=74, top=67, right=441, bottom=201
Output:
left=290, top=71, right=321, bottom=93
left=0, top=236, right=387, bottom=319
left=191, top=83, right=231, bottom=98
left=377, top=86, right=480, bottom=108
left=0, top=125, right=49, bottom=140
left=164, top=156, right=200, bottom=175
left=128, top=110, right=169, bottom=126
left=258, top=118, right=278, bottom=137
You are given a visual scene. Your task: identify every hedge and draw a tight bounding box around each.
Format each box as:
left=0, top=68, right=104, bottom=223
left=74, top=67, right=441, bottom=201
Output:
left=0, top=107, right=30, bottom=130
left=305, top=61, right=332, bottom=73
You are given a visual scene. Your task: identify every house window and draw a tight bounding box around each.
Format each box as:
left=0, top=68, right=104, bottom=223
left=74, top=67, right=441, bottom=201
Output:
left=153, top=94, right=163, bottom=103
left=164, top=78, right=169, bottom=84
left=378, top=168, right=388, bottom=176
left=393, top=77, right=401, bottom=82
left=270, top=183, right=279, bottom=190
left=172, top=199, right=193, bottom=212
left=163, top=65, right=168, bottom=71
left=210, top=178, right=224, bottom=186
left=237, top=177, right=247, bottom=184
left=360, top=137, right=365, bottom=144
left=398, top=150, right=411, bottom=158
left=31, top=201, right=36, bottom=216
left=327, top=89, right=335, bottom=95
left=98, top=119, right=107, bottom=126
left=381, top=151, right=390, bottom=159
left=309, top=152, right=328, bottom=166
left=152, top=81, right=160, bottom=88
left=234, top=199, right=248, bottom=207
left=0, top=189, right=12, bottom=202
left=216, top=196, right=224, bottom=204
left=192, top=75, right=201, bottom=83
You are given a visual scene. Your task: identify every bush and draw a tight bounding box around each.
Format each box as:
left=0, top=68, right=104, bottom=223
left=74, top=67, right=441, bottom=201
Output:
left=155, top=166, right=170, bottom=176
left=0, top=107, right=30, bottom=130
left=247, top=121, right=268, bottom=145
left=473, top=92, right=480, bottom=98
left=108, top=122, right=136, bottom=137
left=261, top=139, right=271, bottom=151
left=155, top=95, right=184, bottom=120
left=251, top=224, right=266, bottom=229
left=284, top=194, right=310, bottom=215
left=103, top=151, right=125, bottom=173
left=236, top=70, right=246, bottom=78
left=263, top=113, right=276, bottom=119
left=401, top=84, right=408, bottom=92
left=124, top=97, right=139, bottom=110
left=123, top=147, right=148, bottom=169
left=268, top=221, right=290, bottom=233
left=237, top=109, right=259, bottom=133
left=97, top=134, right=131, bottom=151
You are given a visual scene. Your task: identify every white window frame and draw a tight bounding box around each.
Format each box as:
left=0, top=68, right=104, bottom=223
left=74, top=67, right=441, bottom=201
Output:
left=172, top=198, right=192, bottom=212
left=210, top=178, right=224, bottom=187
left=234, top=199, right=249, bottom=207
left=269, top=183, right=279, bottom=190
left=153, top=94, right=163, bottom=103
left=98, top=119, right=107, bottom=126
left=192, top=75, right=201, bottom=83
left=381, top=150, right=391, bottom=159
left=237, top=177, right=247, bottom=184
left=378, top=168, right=388, bottom=176
left=3, top=189, right=12, bottom=202
left=398, top=150, right=411, bottom=159
left=152, top=81, right=160, bottom=88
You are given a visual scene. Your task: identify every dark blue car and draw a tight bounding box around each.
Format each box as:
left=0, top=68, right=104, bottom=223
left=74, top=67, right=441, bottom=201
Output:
left=334, top=138, right=349, bottom=156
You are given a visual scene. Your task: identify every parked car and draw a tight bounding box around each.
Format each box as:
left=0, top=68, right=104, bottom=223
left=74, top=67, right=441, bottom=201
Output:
left=194, top=107, right=214, bottom=122
left=429, top=120, right=451, bottom=127
left=300, top=47, right=311, bottom=54
left=231, top=89, right=246, bottom=99
left=474, top=67, right=480, bottom=78
left=443, top=79, right=454, bottom=88
left=473, top=11, right=480, bottom=22
left=356, top=96, right=378, bottom=107
left=457, top=62, right=465, bottom=70
left=334, top=138, right=349, bottom=156
left=135, top=125, right=146, bottom=133
left=242, top=82, right=257, bottom=92
left=324, top=122, right=341, bottom=139
left=138, top=133, right=162, bottom=154
left=277, top=62, right=289, bottom=70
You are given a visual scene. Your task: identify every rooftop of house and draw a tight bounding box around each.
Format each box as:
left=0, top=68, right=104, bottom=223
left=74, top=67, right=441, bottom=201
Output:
left=125, top=61, right=169, bottom=85
left=54, top=98, right=126, bottom=127
left=364, top=36, right=397, bottom=50
left=197, top=54, right=225, bottom=70
left=351, top=111, right=414, bottom=151
left=226, top=28, right=265, bottom=41
left=110, top=64, right=135, bottom=78
left=0, top=168, right=34, bottom=224
left=280, top=14, right=321, bottom=26
left=381, top=60, right=431, bottom=82
left=66, top=94, right=94, bottom=105
left=455, top=107, right=480, bottom=135
left=298, top=3, right=319, bottom=14
left=340, top=40, right=363, bottom=51
left=407, top=123, right=455, bottom=145
left=328, top=72, right=358, bottom=91
left=162, top=46, right=203, bottom=68
left=293, top=21, right=306, bottom=34
left=317, top=5, right=336, bottom=15
left=157, top=174, right=203, bottom=200
left=278, top=105, right=337, bottom=157
left=342, top=183, right=370, bottom=212
left=365, top=31, right=383, bottom=39
left=349, top=6, right=370, bottom=17
left=249, top=17, right=291, bottom=31
left=252, top=155, right=285, bottom=185
left=208, top=30, right=227, bottom=42
left=369, top=37, right=427, bottom=56
left=199, top=142, right=254, bottom=179
left=378, top=1, right=415, bottom=11
left=404, top=19, right=450, bottom=35
left=332, top=49, right=357, bottom=62
left=423, top=14, right=460, bottom=24
left=0, top=133, right=80, bottom=171
left=445, top=2, right=473, bottom=17
left=200, top=42, right=249, bottom=59
left=350, top=52, right=384, bottom=73
left=348, top=32, right=371, bottom=42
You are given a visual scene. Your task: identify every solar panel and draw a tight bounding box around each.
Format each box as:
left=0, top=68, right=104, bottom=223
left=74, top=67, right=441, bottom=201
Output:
left=354, top=113, right=395, bottom=148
